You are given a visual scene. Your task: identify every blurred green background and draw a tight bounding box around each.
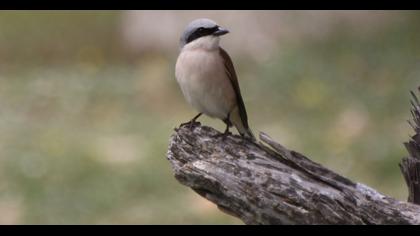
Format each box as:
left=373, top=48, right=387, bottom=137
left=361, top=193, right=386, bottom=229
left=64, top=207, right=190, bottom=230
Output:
left=0, top=10, right=419, bottom=224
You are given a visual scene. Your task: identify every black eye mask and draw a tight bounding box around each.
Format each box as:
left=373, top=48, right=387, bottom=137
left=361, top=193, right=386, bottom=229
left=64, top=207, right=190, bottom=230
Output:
left=186, top=26, right=219, bottom=44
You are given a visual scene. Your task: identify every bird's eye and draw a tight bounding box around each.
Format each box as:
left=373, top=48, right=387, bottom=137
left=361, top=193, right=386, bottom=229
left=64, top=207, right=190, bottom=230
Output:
left=198, top=27, right=204, bottom=32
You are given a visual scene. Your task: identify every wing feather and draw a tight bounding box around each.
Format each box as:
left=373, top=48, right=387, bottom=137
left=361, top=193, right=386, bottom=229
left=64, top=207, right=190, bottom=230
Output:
left=219, top=47, right=250, bottom=130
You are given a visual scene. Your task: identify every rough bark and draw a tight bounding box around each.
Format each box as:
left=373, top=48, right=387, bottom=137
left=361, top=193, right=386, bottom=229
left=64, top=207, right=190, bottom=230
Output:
left=400, top=89, right=420, bottom=204
left=167, top=123, right=420, bottom=225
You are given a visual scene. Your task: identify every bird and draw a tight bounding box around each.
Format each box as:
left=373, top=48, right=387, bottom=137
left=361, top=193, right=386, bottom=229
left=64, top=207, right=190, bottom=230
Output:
left=175, top=18, right=255, bottom=141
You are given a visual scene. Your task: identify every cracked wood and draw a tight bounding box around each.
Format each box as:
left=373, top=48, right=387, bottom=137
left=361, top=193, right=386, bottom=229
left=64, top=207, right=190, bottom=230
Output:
left=167, top=123, right=420, bottom=224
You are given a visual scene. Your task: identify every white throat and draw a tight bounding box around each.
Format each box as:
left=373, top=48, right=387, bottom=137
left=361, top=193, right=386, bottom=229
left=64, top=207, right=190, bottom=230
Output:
left=182, top=36, right=220, bottom=51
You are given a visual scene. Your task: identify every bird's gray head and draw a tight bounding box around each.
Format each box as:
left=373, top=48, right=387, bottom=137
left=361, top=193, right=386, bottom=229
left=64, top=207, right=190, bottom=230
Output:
left=180, top=18, right=229, bottom=47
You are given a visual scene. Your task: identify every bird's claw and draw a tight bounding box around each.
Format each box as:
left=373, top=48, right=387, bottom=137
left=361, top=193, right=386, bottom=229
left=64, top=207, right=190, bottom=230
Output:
left=180, top=120, right=200, bottom=130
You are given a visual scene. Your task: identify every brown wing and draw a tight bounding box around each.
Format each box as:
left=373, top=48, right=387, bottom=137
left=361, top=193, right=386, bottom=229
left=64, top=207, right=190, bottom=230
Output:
left=219, top=47, right=250, bottom=130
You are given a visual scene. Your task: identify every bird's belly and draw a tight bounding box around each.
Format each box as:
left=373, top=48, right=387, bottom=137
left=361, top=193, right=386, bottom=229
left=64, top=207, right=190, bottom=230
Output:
left=175, top=50, right=236, bottom=119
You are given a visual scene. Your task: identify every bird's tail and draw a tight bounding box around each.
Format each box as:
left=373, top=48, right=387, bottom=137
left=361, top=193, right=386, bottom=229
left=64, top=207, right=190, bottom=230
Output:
left=230, top=107, right=256, bottom=142
left=242, top=127, right=256, bottom=142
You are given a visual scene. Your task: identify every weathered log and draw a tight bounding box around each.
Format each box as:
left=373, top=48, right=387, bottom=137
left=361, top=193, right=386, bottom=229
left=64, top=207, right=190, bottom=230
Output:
left=167, top=123, right=420, bottom=224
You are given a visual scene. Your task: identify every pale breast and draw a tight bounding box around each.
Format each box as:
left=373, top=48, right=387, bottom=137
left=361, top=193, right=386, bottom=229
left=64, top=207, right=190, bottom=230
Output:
left=175, top=48, right=236, bottom=119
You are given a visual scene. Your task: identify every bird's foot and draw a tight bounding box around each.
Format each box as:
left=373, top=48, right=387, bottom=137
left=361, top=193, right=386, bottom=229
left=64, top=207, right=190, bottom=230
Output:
left=180, top=120, right=201, bottom=130
left=180, top=113, right=202, bottom=130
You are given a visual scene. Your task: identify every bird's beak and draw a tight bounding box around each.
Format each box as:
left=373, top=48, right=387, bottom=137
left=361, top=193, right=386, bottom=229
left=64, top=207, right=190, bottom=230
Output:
left=213, top=27, right=229, bottom=36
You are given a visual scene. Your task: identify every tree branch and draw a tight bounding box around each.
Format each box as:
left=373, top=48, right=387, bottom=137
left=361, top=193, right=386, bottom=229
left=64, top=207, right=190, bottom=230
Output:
left=400, top=89, right=420, bottom=204
left=167, top=123, right=420, bottom=224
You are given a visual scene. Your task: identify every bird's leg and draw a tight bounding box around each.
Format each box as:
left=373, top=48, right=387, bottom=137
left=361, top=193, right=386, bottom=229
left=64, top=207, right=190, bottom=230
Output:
left=223, top=124, right=230, bottom=135
left=180, top=113, right=202, bottom=130
left=214, top=114, right=232, bottom=140
left=222, top=117, right=232, bottom=136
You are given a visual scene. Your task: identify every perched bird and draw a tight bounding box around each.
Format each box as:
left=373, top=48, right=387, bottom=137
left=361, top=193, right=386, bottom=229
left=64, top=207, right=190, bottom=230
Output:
left=175, top=18, right=255, bottom=141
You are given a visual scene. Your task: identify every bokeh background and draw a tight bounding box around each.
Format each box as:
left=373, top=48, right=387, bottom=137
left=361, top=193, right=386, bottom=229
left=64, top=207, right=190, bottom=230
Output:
left=0, top=10, right=419, bottom=224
